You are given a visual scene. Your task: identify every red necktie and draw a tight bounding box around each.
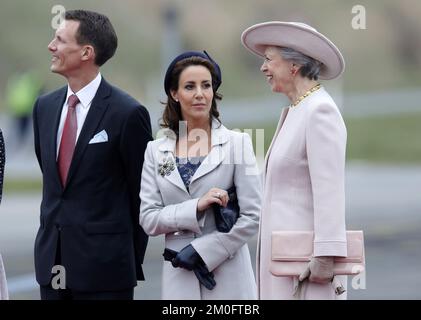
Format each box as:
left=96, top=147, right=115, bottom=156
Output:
left=58, top=94, right=79, bottom=186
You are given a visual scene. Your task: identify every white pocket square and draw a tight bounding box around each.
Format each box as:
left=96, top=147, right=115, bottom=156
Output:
left=89, top=130, right=108, bottom=144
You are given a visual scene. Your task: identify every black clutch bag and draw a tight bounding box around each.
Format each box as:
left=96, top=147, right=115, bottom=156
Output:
left=212, top=186, right=239, bottom=233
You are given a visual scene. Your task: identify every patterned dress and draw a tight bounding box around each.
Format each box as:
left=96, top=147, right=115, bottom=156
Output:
left=176, top=156, right=205, bottom=192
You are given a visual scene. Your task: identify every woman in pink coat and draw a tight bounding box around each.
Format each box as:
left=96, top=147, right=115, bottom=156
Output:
left=241, top=22, right=348, bottom=300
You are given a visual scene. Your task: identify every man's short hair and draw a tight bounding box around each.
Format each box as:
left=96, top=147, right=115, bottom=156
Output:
left=65, top=10, right=118, bottom=66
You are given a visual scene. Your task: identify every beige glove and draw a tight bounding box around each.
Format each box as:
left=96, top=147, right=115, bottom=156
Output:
left=299, top=256, right=334, bottom=284
left=296, top=256, right=346, bottom=297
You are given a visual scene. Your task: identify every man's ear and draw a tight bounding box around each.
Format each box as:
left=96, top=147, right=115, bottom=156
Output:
left=81, top=45, right=95, bottom=62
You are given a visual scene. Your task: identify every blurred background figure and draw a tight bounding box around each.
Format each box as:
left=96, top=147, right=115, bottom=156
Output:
left=5, top=70, right=43, bottom=153
left=0, top=127, right=9, bottom=300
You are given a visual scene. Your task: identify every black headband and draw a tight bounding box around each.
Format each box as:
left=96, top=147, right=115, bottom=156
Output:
left=164, top=50, right=222, bottom=96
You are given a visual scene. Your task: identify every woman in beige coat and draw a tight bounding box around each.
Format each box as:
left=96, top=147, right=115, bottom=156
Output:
left=139, top=51, right=261, bottom=299
left=241, top=22, right=348, bottom=300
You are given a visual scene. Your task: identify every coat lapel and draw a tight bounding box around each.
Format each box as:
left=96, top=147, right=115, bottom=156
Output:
left=189, top=121, right=228, bottom=185
left=264, top=107, right=289, bottom=170
left=156, top=121, right=229, bottom=192
left=64, top=79, right=111, bottom=189
left=158, top=134, right=189, bottom=194
left=190, top=120, right=229, bottom=183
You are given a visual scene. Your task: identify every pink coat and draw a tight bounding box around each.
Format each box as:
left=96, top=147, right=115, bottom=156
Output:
left=257, top=87, right=348, bottom=300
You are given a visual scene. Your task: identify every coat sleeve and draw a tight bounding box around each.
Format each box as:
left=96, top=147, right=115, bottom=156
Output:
left=32, top=98, right=42, bottom=172
left=139, top=142, right=202, bottom=236
left=306, top=102, right=348, bottom=257
left=119, top=105, right=152, bottom=271
left=190, top=133, right=261, bottom=271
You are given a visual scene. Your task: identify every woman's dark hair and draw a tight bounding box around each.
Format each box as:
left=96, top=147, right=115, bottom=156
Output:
left=160, top=56, right=222, bottom=136
left=65, top=10, right=118, bottom=66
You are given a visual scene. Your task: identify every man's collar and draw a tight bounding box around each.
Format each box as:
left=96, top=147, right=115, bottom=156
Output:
left=66, top=72, right=102, bottom=108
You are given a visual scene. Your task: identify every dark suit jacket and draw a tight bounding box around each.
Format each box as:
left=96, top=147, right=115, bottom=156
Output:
left=0, top=129, right=4, bottom=204
left=33, top=78, right=152, bottom=292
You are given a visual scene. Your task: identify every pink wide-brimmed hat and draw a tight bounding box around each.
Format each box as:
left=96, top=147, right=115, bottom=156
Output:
left=241, top=21, right=345, bottom=80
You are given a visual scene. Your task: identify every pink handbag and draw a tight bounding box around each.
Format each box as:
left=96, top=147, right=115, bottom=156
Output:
left=270, top=230, right=365, bottom=277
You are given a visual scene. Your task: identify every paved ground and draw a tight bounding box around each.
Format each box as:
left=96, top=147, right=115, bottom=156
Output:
left=1, top=160, right=420, bottom=300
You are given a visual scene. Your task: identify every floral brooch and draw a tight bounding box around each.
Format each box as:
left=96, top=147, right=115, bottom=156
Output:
left=158, top=156, right=175, bottom=177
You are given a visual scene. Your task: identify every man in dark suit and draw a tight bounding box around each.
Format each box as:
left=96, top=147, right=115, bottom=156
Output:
left=32, top=10, right=152, bottom=300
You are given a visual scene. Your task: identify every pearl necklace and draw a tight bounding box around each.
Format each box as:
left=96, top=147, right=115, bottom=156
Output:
left=291, top=83, right=322, bottom=107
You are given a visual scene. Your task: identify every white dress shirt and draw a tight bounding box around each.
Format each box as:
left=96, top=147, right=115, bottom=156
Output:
left=56, top=72, right=102, bottom=158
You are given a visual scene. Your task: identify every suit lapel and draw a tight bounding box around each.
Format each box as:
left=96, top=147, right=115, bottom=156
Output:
left=49, top=87, right=67, bottom=189
left=64, top=79, right=111, bottom=189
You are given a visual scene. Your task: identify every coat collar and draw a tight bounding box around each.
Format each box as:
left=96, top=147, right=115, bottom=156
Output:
left=158, top=119, right=229, bottom=152
left=157, top=119, right=230, bottom=193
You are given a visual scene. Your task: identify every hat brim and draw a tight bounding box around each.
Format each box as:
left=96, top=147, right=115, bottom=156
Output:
left=241, top=21, right=345, bottom=80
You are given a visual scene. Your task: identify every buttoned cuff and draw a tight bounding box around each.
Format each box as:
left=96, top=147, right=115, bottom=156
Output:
left=174, top=198, right=201, bottom=234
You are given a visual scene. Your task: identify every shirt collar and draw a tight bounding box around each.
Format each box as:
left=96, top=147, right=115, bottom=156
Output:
left=66, top=72, right=102, bottom=109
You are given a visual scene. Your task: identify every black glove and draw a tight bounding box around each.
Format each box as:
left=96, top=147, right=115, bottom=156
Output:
left=172, top=244, right=202, bottom=270
left=193, top=261, right=216, bottom=290
left=163, top=246, right=216, bottom=290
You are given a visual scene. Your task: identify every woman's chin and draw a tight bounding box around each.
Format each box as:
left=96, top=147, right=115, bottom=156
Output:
left=194, top=108, right=210, bottom=116
left=271, top=85, right=284, bottom=94
left=187, top=111, right=209, bottom=122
